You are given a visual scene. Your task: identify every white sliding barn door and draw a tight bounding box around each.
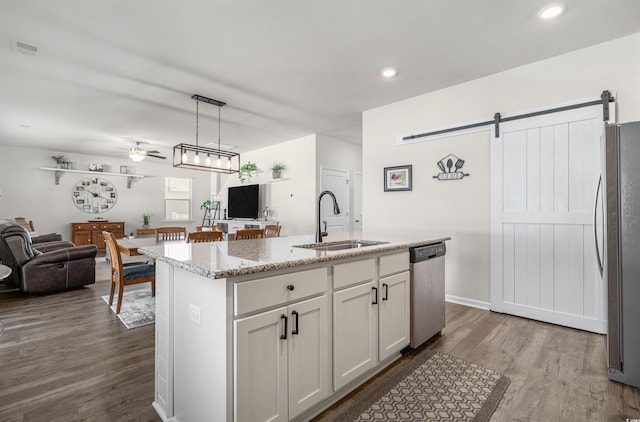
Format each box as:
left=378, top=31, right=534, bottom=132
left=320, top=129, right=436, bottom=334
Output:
left=491, top=104, right=606, bottom=334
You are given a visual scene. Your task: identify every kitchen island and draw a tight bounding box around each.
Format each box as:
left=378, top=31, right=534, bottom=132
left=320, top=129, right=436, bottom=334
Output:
left=139, top=232, right=449, bottom=422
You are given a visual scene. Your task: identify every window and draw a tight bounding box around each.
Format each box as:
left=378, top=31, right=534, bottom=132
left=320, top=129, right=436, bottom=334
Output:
left=165, top=177, right=192, bottom=221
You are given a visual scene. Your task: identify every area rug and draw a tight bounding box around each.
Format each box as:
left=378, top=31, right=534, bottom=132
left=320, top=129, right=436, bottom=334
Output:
left=101, top=288, right=155, bottom=329
left=334, top=351, right=510, bottom=422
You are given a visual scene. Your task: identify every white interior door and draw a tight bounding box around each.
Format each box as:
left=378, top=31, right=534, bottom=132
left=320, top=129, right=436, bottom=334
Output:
left=320, top=167, right=349, bottom=233
left=491, top=104, right=606, bottom=334
left=353, top=171, right=363, bottom=232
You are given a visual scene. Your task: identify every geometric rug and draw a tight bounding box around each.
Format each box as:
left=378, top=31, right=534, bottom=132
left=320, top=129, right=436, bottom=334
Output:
left=101, top=288, right=155, bottom=329
left=333, top=351, right=510, bottom=422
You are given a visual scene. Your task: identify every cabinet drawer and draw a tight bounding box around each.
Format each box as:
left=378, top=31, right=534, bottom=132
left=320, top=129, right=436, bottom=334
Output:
left=379, top=252, right=409, bottom=277
left=235, top=267, right=327, bottom=316
left=333, top=258, right=376, bottom=290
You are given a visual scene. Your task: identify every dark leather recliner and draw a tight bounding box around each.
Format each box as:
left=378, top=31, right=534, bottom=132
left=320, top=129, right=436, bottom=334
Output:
left=0, top=219, right=97, bottom=293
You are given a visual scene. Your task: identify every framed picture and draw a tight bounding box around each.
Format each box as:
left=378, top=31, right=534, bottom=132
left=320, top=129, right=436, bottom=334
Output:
left=384, top=165, right=412, bottom=192
left=120, top=165, right=128, bottom=174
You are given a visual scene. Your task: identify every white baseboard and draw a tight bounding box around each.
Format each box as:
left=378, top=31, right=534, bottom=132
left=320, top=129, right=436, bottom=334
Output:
left=445, top=294, right=490, bottom=310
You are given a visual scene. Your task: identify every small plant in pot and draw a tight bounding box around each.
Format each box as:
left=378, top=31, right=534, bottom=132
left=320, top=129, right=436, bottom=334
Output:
left=51, top=154, right=67, bottom=169
left=271, top=163, right=285, bottom=179
left=142, top=213, right=152, bottom=228
left=238, top=161, right=258, bottom=182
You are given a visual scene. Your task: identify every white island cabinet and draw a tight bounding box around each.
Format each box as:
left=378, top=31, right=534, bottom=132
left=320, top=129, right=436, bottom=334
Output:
left=140, top=233, right=449, bottom=422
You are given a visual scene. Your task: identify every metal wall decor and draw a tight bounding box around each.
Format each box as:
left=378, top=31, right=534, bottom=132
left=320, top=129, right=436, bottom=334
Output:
left=433, top=154, right=469, bottom=181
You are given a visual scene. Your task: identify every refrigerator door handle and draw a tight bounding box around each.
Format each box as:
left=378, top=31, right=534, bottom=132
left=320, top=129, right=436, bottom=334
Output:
left=593, top=174, right=604, bottom=277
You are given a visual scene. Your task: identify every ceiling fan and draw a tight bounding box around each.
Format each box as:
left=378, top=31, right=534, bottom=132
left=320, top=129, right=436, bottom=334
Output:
left=127, top=141, right=166, bottom=162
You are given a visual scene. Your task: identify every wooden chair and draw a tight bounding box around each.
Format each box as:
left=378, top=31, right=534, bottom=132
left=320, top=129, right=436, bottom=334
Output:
left=103, top=231, right=155, bottom=314
left=264, top=224, right=282, bottom=238
left=14, top=217, right=35, bottom=232
left=155, top=227, right=187, bottom=240
left=234, top=228, right=265, bottom=240
left=186, top=231, right=223, bottom=243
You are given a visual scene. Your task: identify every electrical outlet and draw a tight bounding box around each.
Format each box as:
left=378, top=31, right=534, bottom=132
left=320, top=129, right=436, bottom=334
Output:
left=189, top=304, right=202, bottom=326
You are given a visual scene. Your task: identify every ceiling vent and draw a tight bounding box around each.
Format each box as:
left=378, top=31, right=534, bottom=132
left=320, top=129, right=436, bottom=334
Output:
left=12, top=39, right=39, bottom=55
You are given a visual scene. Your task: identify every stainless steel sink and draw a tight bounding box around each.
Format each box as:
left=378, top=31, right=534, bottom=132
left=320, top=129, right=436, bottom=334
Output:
left=294, top=240, right=389, bottom=251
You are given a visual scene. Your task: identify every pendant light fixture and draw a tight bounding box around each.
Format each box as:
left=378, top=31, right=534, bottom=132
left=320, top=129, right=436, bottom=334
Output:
left=173, top=94, right=240, bottom=174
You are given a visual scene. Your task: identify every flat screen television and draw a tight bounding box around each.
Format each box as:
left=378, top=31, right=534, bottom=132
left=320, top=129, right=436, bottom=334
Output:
left=228, top=184, right=260, bottom=219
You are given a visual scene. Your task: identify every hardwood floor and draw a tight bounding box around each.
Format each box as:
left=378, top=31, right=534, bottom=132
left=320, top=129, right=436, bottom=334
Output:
left=1, top=262, right=639, bottom=421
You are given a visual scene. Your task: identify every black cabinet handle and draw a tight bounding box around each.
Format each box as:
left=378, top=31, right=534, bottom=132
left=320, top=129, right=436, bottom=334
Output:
left=372, top=287, right=378, bottom=305
left=287, top=284, right=295, bottom=291
left=382, top=283, right=389, bottom=301
left=292, top=311, right=299, bottom=335
left=280, top=314, right=288, bottom=340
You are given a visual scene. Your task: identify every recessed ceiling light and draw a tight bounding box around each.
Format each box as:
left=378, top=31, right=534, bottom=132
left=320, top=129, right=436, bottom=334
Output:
left=538, top=3, right=565, bottom=19
left=381, top=68, right=397, bottom=78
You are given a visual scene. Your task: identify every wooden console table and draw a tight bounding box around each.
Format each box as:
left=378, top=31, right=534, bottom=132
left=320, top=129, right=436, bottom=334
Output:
left=71, top=222, right=125, bottom=254
left=136, top=228, right=156, bottom=236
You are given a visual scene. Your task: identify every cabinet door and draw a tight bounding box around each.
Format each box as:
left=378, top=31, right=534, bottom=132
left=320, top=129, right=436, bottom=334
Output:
left=235, top=307, right=288, bottom=422
left=333, top=280, right=377, bottom=391
left=73, top=230, right=92, bottom=246
left=92, top=230, right=106, bottom=251
left=379, top=271, right=410, bottom=361
left=288, top=295, right=330, bottom=419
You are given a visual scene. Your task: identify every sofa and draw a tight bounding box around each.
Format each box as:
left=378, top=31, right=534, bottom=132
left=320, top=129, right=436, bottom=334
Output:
left=0, top=219, right=98, bottom=293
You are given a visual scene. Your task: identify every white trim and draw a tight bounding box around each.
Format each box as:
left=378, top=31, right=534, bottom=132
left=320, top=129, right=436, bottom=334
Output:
left=445, top=294, right=490, bottom=310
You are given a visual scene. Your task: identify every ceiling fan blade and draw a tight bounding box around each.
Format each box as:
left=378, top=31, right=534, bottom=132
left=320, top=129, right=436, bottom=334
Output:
left=147, top=154, right=167, bottom=159
left=146, top=150, right=161, bottom=154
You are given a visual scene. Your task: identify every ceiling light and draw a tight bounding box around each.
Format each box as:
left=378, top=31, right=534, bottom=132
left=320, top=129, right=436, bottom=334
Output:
left=173, top=94, right=240, bottom=174
left=381, top=68, right=397, bottom=78
left=538, top=3, right=565, bottom=19
left=129, top=153, right=145, bottom=162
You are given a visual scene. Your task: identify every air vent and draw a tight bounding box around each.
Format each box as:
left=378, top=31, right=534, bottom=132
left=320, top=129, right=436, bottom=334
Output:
left=12, top=39, right=39, bottom=55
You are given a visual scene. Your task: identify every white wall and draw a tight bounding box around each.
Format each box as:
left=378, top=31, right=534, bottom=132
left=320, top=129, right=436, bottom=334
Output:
left=0, top=145, right=212, bottom=240
left=363, top=33, right=640, bottom=304
left=215, top=134, right=318, bottom=236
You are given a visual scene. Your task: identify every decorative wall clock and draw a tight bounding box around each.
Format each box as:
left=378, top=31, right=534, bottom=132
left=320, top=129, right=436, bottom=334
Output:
left=72, top=177, right=118, bottom=213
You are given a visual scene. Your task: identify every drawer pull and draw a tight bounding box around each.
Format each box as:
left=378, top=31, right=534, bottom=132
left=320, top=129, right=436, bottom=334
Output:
left=291, top=311, right=299, bottom=335
left=280, top=314, right=288, bottom=340
left=372, top=287, right=378, bottom=305
left=382, top=283, right=389, bottom=301
left=286, top=284, right=295, bottom=291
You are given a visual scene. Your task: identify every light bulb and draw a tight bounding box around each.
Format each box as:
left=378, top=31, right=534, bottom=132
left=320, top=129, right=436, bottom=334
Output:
left=194, top=153, right=200, bottom=164
left=182, top=150, right=188, bottom=162
left=216, top=156, right=221, bottom=167
left=227, top=157, right=232, bottom=169
left=205, top=154, right=211, bottom=166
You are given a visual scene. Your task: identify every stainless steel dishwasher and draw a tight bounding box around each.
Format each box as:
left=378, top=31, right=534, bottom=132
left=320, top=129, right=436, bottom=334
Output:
left=409, top=243, right=446, bottom=348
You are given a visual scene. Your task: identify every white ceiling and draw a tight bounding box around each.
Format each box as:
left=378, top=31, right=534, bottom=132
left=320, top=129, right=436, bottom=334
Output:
left=1, top=0, right=639, bottom=162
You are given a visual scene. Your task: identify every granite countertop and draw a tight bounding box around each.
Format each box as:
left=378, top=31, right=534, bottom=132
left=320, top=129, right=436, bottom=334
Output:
left=138, top=232, right=450, bottom=279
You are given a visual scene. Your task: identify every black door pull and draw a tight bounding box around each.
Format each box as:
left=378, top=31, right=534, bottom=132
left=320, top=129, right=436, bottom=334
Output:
left=382, top=283, right=389, bottom=301
left=372, top=287, right=378, bottom=305
left=280, top=314, right=288, bottom=340
left=292, top=311, right=299, bottom=335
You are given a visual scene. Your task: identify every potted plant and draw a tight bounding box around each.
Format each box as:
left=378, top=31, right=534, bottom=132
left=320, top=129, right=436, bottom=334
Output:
left=200, top=200, right=212, bottom=210
left=271, top=163, right=285, bottom=179
left=142, top=213, right=152, bottom=228
left=51, top=154, right=67, bottom=169
left=238, top=161, right=258, bottom=182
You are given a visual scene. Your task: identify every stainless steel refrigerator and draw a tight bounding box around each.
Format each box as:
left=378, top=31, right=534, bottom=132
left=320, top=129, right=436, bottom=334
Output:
left=600, top=121, right=640, bottom=388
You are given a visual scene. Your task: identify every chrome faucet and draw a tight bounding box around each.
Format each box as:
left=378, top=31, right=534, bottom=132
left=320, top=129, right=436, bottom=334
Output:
left=316, top=190, right=341, bottom=242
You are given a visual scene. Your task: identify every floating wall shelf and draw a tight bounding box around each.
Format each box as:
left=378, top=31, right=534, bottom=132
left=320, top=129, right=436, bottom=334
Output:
left=40, top=167, right=146, bottom=189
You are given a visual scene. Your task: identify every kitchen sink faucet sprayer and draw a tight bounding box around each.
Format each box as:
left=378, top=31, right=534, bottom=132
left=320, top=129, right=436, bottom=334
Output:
left=316, top=190, right=341, bottom=242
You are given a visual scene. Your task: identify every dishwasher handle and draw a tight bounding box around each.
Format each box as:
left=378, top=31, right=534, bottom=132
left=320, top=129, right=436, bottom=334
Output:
left=410, top=243, right=446, bottom=263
